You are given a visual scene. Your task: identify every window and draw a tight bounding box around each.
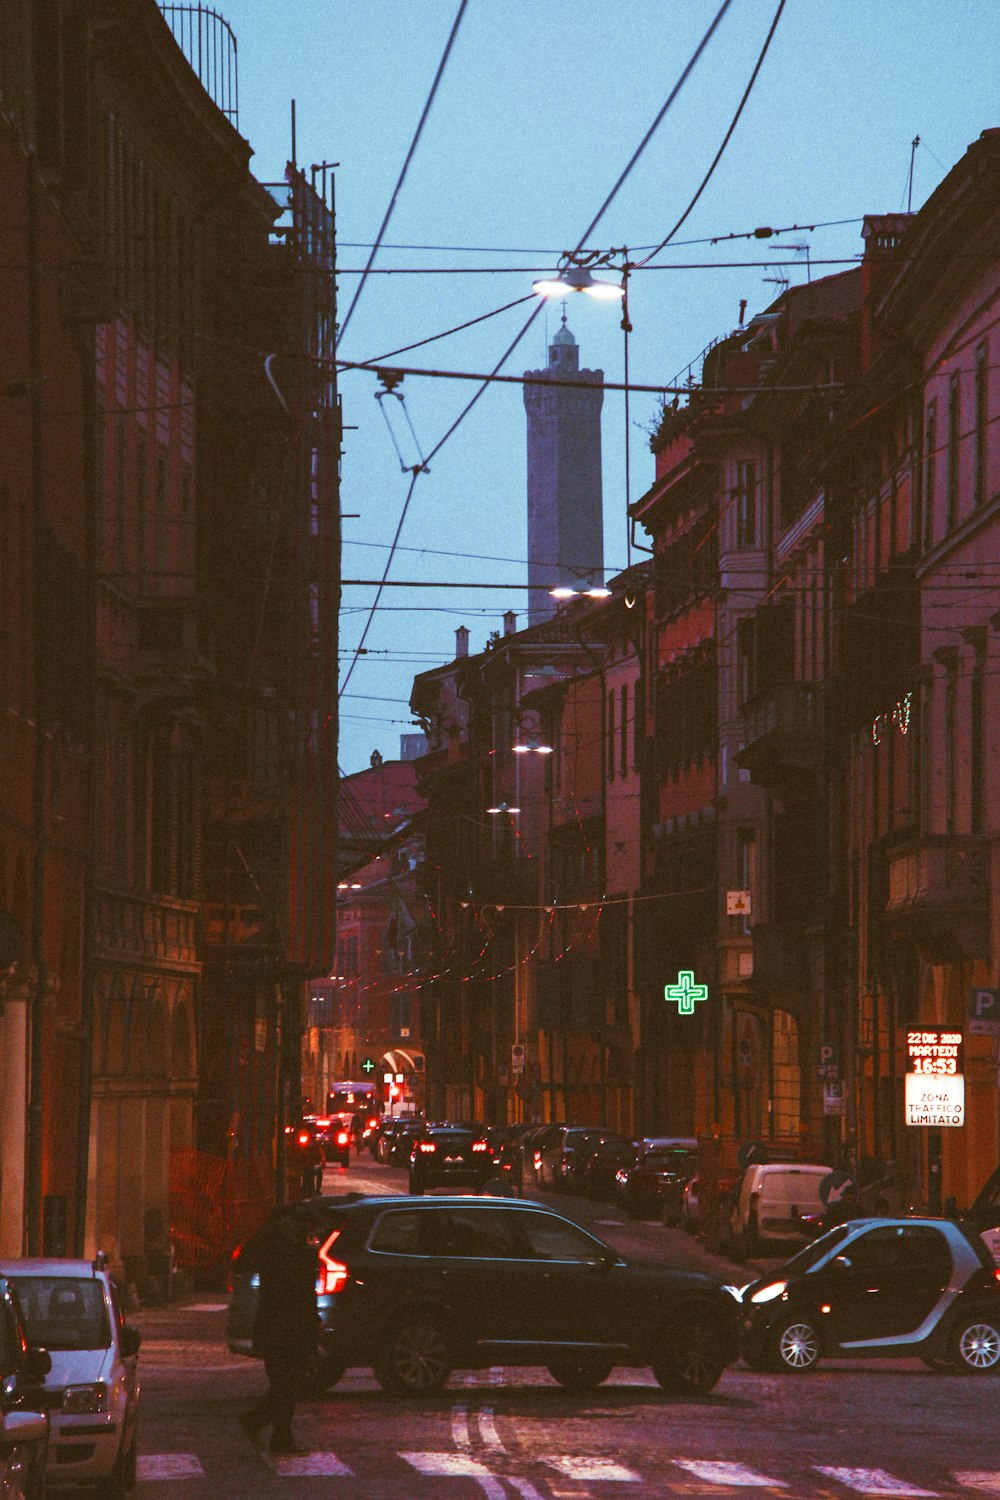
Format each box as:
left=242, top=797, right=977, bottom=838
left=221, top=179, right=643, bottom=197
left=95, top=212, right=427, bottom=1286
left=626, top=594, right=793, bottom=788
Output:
left=428, top=1207, right=522, bottom=1259
left=971, top=644, right=985, bottom=834
left=771, top=1010, right=800, bottom=1137
left=946, top=372, right=960, bottom=531
left=736, top=828, right=756, bottom=935
left=944, top=665, right=957, bottom=834
left=632, top=675, right=644, bottom=769
left=922, top=399, right=936, bottom=550
left=370, top=1210, right=424, bottom=1256
left=517, top=1211, right=609, bottom=1262
left=11, top=1277, right=111, bottom=1351
left=974, top=342, right=988, bottom=508
left=619, top=683, right=628, bottom=775
left=735, top=459, right=757, bottom=548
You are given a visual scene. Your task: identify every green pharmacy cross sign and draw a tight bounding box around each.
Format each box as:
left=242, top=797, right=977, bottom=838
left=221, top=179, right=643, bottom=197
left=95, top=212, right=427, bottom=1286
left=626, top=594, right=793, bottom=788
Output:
left=664, top=970, right=709, bottom=1016
left=361, top=1056, right=376, bottom=1075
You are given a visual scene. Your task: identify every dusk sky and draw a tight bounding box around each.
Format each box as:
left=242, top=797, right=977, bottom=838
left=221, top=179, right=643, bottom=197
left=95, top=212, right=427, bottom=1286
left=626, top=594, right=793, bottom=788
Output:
left=210, top=0, right=999, bottom=773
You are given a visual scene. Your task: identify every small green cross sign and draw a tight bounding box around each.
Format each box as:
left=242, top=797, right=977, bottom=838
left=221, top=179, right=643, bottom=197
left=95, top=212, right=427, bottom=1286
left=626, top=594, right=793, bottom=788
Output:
left=664, top=970, right=709, bottom=1016
left=361, top=1056, right=375, bottom=1075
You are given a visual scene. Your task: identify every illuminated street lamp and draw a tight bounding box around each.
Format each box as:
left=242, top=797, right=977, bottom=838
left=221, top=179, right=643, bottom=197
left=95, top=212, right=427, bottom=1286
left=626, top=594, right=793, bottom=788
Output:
left=549, top=585, right=612, bottom=601
left=512, top=741, right=553, bottom=755
left=532, top=263, right=624, bottom=301
left=487, top=802, right=520, bottom=815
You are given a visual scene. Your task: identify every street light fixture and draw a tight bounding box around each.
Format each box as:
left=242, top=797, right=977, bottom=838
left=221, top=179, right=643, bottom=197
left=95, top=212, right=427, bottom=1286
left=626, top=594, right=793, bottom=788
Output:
left=549, top=585, right=612, bottom=601
left=487, top=802, right=520, bottom=815
left=532, top=264, right=625, bottom=301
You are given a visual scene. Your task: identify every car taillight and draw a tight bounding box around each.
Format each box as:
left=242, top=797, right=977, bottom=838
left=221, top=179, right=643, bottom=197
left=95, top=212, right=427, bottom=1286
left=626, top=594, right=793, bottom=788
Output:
left=297, top=1132, right=310, bottom=1146
left=336, top=1131, right=350, bottom=1146
left=317, top=1229, right=349, bottom=1295
left=367, top=1117, right=379, bottom=1129
left=994, top=1268, right=1000, bottom=1284
left=316, top=1117, right=331, bottom=1128
left=229, top=1242, right=243, bottom=1293
left=472, top=1140, right=489, bottom=1153
left=419, top=1141, right=437, bottom=1153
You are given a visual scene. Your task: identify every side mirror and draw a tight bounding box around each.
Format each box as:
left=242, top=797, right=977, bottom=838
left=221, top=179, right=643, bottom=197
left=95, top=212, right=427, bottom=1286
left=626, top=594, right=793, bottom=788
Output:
left=2, top=1409, right=48, bottom=1444
left=121, top=1324, right=142, bottom=1358
left=831, top=1254, right=853, bottom=1271
left=23, top=1347, right=51, bottom=1381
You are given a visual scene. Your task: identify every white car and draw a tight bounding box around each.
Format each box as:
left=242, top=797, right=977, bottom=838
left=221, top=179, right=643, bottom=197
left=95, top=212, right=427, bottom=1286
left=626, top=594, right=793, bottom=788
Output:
left=0, top=1257, right=140, bottom=1498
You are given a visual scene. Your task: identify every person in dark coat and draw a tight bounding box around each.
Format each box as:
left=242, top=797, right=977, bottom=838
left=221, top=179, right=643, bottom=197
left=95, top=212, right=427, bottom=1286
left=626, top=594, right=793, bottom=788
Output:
left=240, top=1212, right=319, bottom=1455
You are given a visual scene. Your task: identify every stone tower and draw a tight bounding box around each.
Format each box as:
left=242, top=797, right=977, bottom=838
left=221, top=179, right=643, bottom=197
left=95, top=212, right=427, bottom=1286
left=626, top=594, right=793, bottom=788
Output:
left=523, top=310, right=604, bottom=625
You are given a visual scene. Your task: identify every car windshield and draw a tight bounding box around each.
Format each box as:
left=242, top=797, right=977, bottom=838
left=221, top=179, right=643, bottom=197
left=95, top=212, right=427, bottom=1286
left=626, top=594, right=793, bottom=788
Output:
left=13, top=1275, right=112, bottom=1351
left=779, top=1223, right=853, bottom=1275
left=643, top=1150, right=696, bottom=1172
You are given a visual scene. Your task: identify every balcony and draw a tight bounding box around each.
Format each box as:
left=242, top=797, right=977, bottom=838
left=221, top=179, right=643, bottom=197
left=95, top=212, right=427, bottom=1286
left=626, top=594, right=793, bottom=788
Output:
left=736, top=681, right=824, bottom=790
left=886, top=835, right=989, bottom=961
left=95, top=887, right=200, bottom=972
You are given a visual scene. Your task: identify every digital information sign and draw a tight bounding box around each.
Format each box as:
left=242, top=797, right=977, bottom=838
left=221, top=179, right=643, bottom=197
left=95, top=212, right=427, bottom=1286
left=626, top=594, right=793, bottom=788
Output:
left=904, top=1026, right=965, bottom=1128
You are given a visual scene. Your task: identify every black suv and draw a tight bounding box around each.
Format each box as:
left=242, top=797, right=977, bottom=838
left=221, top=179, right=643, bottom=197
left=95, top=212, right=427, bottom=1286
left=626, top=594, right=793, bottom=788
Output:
left=740, top=1216, right=1000, bottom=1374
left=408, top=1124, right=492, bottom=1194
left=228, top=1194, right=738, bottom=1397
left=0, top=1277, right=50, bottom=1500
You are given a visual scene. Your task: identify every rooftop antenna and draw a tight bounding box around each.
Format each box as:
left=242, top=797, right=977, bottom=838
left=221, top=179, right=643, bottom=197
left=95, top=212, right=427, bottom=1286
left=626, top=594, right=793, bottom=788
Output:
left=907, top=134, right=920, bottom=213
left=291, top=98, right=297, bottom=169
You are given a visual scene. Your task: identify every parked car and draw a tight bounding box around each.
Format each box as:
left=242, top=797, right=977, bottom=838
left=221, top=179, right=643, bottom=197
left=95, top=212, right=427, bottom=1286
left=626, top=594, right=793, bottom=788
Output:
left=538, top=1127, right=614, bottom=1192
left=580, top=1138, right=638, bottom=1202
left=519, top=1124, right=567, bottom=1186
left=408, top=1123, right=493, bottom=1194
left=0, top=1256, right=141, bottom=1498
left=613, top=1139, right=697, bottom=1222
left=482, top=1125, right=527, bottom=1192
left=563, top=1131, right=630, bottom=1196
left=739, top=1216, right=1000, bottom=1374
left=0, top=1276, right=50, bottom=1500
left=228, top=1193, right=739, bottom=1396
left=959, top=1164, right=1000, bottom=1264
left=726, top=1163, right=833, bottom=1260
left=377, top=1118, right=425, bottom=1166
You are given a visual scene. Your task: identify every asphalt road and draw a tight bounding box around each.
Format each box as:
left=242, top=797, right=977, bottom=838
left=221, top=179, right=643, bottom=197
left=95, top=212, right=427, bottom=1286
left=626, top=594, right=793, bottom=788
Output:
left=128, top=1155, right=1000, bottom=1500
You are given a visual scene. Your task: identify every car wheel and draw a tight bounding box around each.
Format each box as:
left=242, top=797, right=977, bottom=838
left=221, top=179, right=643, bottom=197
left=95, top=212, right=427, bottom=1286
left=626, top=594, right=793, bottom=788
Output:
left=374, top=1316, right=452, bottom=1395
left=547, top=1358, right=614, bottom=1391
left=950, top=1313, right=1000, bottom=1374
left=771, top=1316, right=821, bottom=1373
left=651, top=1313, right=726, bottom=1396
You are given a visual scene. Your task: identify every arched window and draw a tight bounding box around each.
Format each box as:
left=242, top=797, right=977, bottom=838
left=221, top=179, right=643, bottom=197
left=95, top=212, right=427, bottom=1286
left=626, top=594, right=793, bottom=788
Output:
left=771, top=1009, right=800, bottom=1137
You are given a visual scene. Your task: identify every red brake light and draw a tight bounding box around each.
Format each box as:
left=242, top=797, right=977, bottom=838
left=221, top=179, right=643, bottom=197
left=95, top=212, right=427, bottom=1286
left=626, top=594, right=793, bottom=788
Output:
left=317, top=1229, right=349, bottom=1295
left=472, top=1140, right=489, bottom=1153
left=298, top=1132, right=310, bottom=1146
left=367, top=1117, right=379, bottom=1128
left=419, top=1141, right=436, bottom=1154
left=316, top=1117, right=331, bottom=1127
left=994, top=1268, right=1000, bottom=1284
left=336, top=1131, right=349, bottom=1146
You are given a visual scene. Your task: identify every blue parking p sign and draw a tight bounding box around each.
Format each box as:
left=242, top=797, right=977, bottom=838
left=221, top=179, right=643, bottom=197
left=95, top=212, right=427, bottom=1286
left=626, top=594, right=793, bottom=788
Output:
left=969, top=987, right=1000, bottom=1035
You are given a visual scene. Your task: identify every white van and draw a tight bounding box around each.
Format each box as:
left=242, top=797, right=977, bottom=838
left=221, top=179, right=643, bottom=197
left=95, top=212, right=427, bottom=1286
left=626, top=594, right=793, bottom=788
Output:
left=728, top=1162, right=832, bottom=1259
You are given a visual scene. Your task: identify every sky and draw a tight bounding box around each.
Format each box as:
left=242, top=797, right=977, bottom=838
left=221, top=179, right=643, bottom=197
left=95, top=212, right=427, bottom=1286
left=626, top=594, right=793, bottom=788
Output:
left=207, top=0, right=1000, bottom=774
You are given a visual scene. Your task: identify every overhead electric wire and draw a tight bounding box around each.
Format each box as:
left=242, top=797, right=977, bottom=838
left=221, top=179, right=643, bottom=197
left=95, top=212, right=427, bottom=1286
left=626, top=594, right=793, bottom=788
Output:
left=336, top=0, right=469, bottom=350
left=363, top=291, right=536, bottom=365
left=339, top=0, right=740, bottom=702
left=635, top=0, right=787, bottom=269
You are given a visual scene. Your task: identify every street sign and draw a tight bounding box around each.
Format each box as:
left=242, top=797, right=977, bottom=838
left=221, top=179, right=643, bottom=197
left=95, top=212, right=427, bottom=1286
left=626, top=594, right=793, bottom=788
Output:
left=726, top=890, right=752, bottom=917
left=823, top=1080, right=847, bottom=1116
left=904, top=1026, right=965, bottom=1128
left=511, top=1043, right=525, bottom=1075
left=815, top=1041, right=839, bottom=1079
left=970, top=987, right=1000, bottom=1035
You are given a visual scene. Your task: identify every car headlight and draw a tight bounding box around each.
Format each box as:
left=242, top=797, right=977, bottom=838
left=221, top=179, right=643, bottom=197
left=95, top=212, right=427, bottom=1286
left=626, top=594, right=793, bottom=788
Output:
left=721, top=1284, right=750, bottom=1303
left=749, top=1281, right=788, bottom=1305
left=63, top=1382, right=109, bottom=1414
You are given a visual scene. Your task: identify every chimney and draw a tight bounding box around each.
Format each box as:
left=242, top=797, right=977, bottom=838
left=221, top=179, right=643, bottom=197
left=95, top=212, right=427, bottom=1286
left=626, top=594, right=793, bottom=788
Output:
left=503, top=610, right=517, bottom=636
left=455, top=625, right=469, bottom=658
left=860, top=213, right=912, bottom=373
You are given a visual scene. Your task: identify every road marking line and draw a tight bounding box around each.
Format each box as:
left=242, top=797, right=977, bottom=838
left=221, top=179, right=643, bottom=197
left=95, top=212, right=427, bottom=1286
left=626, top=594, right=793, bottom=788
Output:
left=814, top=1467, right=938, bottom=1496
left=674, top=1460, right=788, bottom=1487
left=452, top=1403, right=472, bottom=1450
left=955, top=1478, right=1000, bottom=1496
left=403, top=1452, right=499, bottom=1477
left=544, top=1456, right=640, bottom=1482
left=478, top=1404, right=504, bottom=1450
left=183, top=1302, right=228, bottom=1312
left=137, top=1454, right=204, bottom=1481
left=268, top=1453, right=354, bottom=1477
left=509, top=1482, right=547, bottom=1500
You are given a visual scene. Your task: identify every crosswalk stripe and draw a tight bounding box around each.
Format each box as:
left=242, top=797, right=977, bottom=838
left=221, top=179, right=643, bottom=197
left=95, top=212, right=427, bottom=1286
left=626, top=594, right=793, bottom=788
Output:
left=452, top=1404, right=472, bottom=1450
left=402, top=1452, right=500, bottom=1477
left=544, top=1456, right=641, bottom=1482
left=955, top=1478, right=1000, bottom=1496
left=267, top=1453, right=354, bottom=1477
left=137, top=1454, right=204, bottom=1481
left=478, top=1404, right=504, bottom=1450
left=814, top=1467, right=938, bottom=1496
left=674, top=1459, right=788, bottom=1487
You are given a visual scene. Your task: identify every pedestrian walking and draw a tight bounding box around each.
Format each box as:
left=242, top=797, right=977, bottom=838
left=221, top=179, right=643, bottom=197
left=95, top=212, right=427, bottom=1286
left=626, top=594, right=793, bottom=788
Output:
left=240, top=1212, right=319, bottom=1456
